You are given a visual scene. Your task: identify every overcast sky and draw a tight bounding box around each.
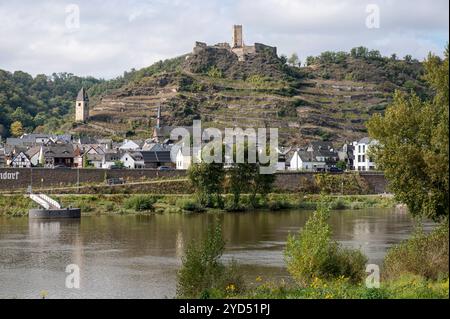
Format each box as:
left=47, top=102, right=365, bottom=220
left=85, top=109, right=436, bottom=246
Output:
left=0, top=0, right=448, bottom=79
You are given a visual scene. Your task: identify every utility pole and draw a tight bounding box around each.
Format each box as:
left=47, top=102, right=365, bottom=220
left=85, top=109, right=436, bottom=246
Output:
left=77, top=166, right=80, bottom=194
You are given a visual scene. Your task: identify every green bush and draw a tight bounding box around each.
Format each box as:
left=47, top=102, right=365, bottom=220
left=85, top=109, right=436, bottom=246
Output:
left=175, top=198, right=206, bottom=213
left=383, top=222, right=449, bottom=281
left=123, top=195, right=156, bottom=211
left=177, top=221, right=244, bottom=299
left=223, top=196, right=249, bottom=212
left=268, top=199, right=293, bottom=211
left=314, top=173, right=370, bottom=195
left=285, top=202, right=368, bottom=286
left=207, top=66, right=224, bottom=78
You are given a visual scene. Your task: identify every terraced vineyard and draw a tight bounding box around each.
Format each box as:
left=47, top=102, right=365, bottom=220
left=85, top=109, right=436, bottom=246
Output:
left=71, top=46, right=425, bottom=146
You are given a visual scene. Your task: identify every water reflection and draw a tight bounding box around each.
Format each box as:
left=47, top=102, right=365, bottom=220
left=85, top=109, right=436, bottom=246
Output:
left=0, top=209, right=434, bottom=299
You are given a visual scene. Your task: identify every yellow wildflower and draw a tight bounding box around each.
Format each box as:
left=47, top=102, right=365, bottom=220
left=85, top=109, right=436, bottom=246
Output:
left=40, top=290, right=49, bottom=299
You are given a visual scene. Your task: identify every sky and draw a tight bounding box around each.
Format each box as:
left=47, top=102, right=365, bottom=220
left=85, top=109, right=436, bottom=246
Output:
left=0, top=0, right=448, bottom=79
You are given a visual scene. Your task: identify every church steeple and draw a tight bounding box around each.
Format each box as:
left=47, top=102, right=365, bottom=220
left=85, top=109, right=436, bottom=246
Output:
left=156, top=104, right=161, bottom=129
left=153, top=104, right=164, bottom=143
left=75, top=88, right=89, bottom=122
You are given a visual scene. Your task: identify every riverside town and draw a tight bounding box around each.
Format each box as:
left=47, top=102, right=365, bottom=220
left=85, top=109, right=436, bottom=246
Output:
left=0, top=0, right=448, bottom=312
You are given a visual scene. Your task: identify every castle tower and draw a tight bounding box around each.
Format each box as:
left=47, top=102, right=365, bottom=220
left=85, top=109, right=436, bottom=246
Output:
left=75, top=88, right=89, bottom=122
left=232, top=25, right=243, bottom=48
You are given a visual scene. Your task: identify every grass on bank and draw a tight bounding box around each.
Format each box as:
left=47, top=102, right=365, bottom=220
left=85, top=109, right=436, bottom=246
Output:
left=0, top=194, right=397, bottom=217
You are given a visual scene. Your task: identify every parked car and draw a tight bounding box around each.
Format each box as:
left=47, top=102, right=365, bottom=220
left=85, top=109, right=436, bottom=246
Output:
left=53, top=165, right=71, bottom=169
left=328, top=167, right=344, bottom=173
left=158, top=166, right=174, bottom=171
left=106, top=178, right=125, bottom=185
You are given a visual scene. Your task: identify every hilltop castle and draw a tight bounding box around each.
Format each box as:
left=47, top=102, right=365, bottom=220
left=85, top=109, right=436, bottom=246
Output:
left=192, top=25, right=277, bottom=62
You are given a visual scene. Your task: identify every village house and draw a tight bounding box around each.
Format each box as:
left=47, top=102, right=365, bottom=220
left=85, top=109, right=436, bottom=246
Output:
left=119, top=139, right=144, bottom=151
left=102, top=152, right=123, bottom=169
left=338, top=143, right=356, bottom=171
left=174, top=145, right=202, bottom=170
left=353, top=138, right=378, bottom=171
left=121, top=152, right=145, bottom=169
left=0, top=148, right=6, bottom=168
left=26, top=146, right=42, bottom=167
left=289, top=150, right=326, bottom=172
left=42, top=144, right=75, bottom=168
left=84, top=153, right=104, bottom=168
left=11, top=151, right=31, bottom=168
left=141, top=147, right=174, bottom=169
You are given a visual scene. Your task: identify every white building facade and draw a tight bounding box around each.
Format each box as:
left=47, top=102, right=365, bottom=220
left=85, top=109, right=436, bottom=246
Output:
left=353, top=138, right=378, bottom=171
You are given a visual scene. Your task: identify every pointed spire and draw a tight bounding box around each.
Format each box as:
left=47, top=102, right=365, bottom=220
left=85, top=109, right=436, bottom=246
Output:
left=38, top=146, right=45, bottom=166
left=156, top=104, right=161, bottom=129
left=76, top=87, right=89, bottom=102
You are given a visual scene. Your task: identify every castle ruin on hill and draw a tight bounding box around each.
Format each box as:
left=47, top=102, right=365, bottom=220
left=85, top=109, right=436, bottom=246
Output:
left=192, top=25, right=277, bottom=62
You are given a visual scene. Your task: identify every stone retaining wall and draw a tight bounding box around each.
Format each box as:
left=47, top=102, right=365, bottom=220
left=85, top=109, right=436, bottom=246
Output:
left=0, top=168, right=388, bottom=194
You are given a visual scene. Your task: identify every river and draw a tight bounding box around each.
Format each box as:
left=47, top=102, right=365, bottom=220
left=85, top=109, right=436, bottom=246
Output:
left=0, top=208, right=434, bottom=299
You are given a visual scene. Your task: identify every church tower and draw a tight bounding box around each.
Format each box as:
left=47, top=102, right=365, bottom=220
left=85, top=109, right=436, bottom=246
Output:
left=75, top=88, right=89, bottom=122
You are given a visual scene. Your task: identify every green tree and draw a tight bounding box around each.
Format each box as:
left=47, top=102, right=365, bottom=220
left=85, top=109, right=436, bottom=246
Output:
left=188, top=141, right=226, bottom=207
left=336, top=161, right=347, bottom=171
left=113, top=160, right=125, bottom=169
left=188, top=162, right=225, bottom=208
left=288, top=53, right=300, bottom=67
left=367, top=47, right=449, bottom=221
left=10, top=121, right=24, bottom=137
left=305, top=56, right=316, bottom=66
left=83, top=154, right=91, bottom=168
left=177, top=220, right=243, bottom=299
left=250, top=166, right=276, bottom=206
left=285, top=201, right=367, bottom=286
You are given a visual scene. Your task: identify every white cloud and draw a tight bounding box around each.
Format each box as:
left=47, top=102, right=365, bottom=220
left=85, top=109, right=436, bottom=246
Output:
left=0, top=0, right=447, bottom=78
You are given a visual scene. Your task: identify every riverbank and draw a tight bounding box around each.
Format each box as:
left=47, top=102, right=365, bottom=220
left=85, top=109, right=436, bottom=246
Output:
left=0, top=193, right=397, bottom=217
left=211, top=275, right=449, bottom=299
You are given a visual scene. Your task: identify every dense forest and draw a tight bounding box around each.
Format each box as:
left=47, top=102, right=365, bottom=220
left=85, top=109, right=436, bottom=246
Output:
left=0, top=70, right=102, bottom=138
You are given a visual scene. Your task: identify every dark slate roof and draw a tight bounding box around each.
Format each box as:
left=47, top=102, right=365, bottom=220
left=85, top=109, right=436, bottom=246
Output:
left=141, top=151, right=172, bottom=163
left=26, top=146, right=41, bottom=157
left=43, top=144, right=75, bottom=158
left=104, top=152, right=122, bottom=161
left=297, top=151, right=318, bottom=162
left=78, top=136, right=98, bottom=145
left=127, top=152, right=144, bottom=161
left=316, top=149, right=338, bottom=158
left=77, top=88, right=89, bottom=102
left=310, top=141, right=334, bottom=150
left=5, top=138, right=23, bottom=146
left=358, top=137, right=372, bottom=144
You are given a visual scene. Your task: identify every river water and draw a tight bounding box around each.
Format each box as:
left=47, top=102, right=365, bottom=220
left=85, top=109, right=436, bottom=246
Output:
left=0, top=208, right=434, bottom=299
